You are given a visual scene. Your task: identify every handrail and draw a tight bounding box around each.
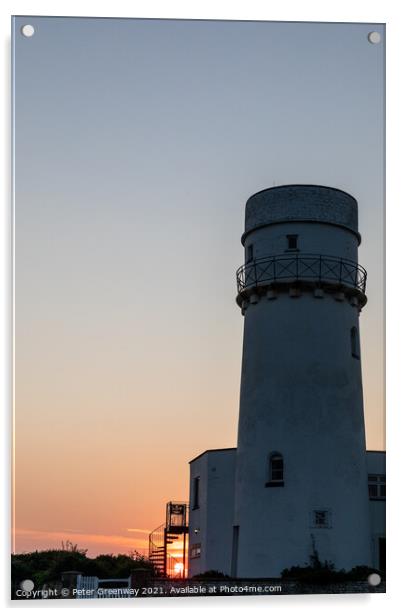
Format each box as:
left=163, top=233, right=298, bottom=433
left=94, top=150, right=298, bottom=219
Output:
left=236, top=253, right=367, bottom=295
left=149, top=514, right=189, bottom=578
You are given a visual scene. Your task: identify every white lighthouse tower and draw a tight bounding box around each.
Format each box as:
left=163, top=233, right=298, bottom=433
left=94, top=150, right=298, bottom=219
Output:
left=231, top=184, right=372, bottom=577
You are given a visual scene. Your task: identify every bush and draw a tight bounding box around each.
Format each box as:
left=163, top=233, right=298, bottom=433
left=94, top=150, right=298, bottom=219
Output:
left=191, top=570, right=232, bottom=580
left=281, top=538, right=383, bottom=584
left=11, top=546, right=158, bottom=592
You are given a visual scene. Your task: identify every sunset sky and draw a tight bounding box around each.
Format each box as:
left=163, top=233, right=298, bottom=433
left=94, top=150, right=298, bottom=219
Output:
left=13, top=16, right=384, bottom=557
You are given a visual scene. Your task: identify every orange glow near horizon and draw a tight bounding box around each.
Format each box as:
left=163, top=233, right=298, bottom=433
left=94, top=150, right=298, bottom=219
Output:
left=13, top=528, right=189, bottom=577
left=13, top=527, right=150, bottom=558
left=13, top=327, right=384, bottom=560
left=167, top=539, right=187, bottom=578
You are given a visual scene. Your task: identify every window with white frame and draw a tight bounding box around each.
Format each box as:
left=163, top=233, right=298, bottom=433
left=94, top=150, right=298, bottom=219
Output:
left=190, top=543, right=201, bottom=559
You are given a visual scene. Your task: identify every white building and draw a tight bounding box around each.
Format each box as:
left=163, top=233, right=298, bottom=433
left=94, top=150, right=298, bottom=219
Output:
left=188, top=185, right=385, bottom=578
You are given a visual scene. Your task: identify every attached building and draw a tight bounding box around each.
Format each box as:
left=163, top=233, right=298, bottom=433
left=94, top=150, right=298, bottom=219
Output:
left=189, top=448, right=385, bottom=577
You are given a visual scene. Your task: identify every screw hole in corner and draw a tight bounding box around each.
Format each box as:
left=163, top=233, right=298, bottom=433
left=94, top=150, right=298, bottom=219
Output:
left=367, top=573, right=381, bottom=586
left=367, top=31, right=381, bottom=44
left=21, top=24, right=35, bottom=38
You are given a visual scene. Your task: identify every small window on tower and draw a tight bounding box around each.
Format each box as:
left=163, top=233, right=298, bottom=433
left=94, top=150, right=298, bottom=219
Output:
left=351, top=326, right=360, bottom=359
left=287, top=234, right=298, bottom=250
left=265, top=452, right=284, bottom=487
left=247, top=244, right=254, bottom=262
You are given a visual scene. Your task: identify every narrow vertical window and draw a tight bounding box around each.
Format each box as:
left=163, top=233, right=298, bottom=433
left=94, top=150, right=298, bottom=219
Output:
left=192, top=476, right=200, bottom=509
left=351, top=326, right=360, bottom=359
left=247, top=244, right=254, bottom=262
left=287, top=234, right=298, bottom=250
left=266, top=452, right=284, bottom=486
left=231, top=525, right=239, bottom=577
left=378, top=537, right=386, bottom=572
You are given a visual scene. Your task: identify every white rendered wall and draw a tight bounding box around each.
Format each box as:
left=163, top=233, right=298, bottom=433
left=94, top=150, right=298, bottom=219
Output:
left=188, top=449, right=236, bottom=577
left=243, top=221, right=358, bottom=263
left=188, top=454, right=208, bottom=577
left=234, top=219, right=372, bottom=577
left=205, top=450, right=236, bottom=575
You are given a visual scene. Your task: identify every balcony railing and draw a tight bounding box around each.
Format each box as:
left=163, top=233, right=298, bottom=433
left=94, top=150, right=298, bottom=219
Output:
left=236, top=253, right=367, bottom=295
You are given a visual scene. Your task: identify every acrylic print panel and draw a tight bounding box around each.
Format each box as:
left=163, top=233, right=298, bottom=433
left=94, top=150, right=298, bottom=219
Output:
left=12, top=16, right=385, bottom=600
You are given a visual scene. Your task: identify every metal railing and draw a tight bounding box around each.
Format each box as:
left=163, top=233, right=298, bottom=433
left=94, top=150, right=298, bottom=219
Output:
left=149, top=524, right=165, bottom=575
left=149, top=518, right=188, bottom=578
left=236, top=253, right=367, bottom=295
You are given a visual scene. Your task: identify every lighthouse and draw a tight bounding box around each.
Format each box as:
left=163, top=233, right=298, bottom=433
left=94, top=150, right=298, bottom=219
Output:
left=231, top=184, right=372, bottom=577
left=188, top=184, right=384, bottom=580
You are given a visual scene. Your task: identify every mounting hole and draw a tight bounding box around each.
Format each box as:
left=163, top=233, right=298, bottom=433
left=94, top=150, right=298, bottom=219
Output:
left=21, top=24, right=35, bottom=38
left=367, top=573, right=381, bottom=586
left=368, top=31, right=381, bottom=44
left=20, top=579, right=34, bottom=592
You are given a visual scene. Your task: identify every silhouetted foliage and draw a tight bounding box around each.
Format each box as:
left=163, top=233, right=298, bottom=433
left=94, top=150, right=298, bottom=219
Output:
left=191, top=570, right=232, bottom=580
left=61, top=540, right=87, bottom=554
left=11, top=545, right=158, bottom=593
left=281, top=536, right=383, bottom=584
left=281, top=562, right=383, bottom=584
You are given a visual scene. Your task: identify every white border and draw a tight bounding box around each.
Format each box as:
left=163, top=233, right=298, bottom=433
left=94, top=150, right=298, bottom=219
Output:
left=2, top=1, right=400, bottom=613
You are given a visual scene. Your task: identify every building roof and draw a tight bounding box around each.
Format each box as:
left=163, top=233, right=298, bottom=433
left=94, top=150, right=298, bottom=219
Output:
left=242, top=184, right=360, bottom=245
left=188, top=447, right=236, bottom=464
left=189, top=447, right=385, bottom=464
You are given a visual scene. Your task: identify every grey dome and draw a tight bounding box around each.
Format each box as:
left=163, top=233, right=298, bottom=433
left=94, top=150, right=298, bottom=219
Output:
left=242, top=185, right=360, bottom=244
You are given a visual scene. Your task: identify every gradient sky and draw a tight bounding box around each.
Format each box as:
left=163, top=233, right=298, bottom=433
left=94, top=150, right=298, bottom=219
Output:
left=13, top=16, right=385, bottom=557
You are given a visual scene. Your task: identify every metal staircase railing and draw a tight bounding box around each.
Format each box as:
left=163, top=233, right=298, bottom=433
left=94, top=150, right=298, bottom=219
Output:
left=148, top=503, right=189, bottom=578
left=149, top=524, right=165, bottom=575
